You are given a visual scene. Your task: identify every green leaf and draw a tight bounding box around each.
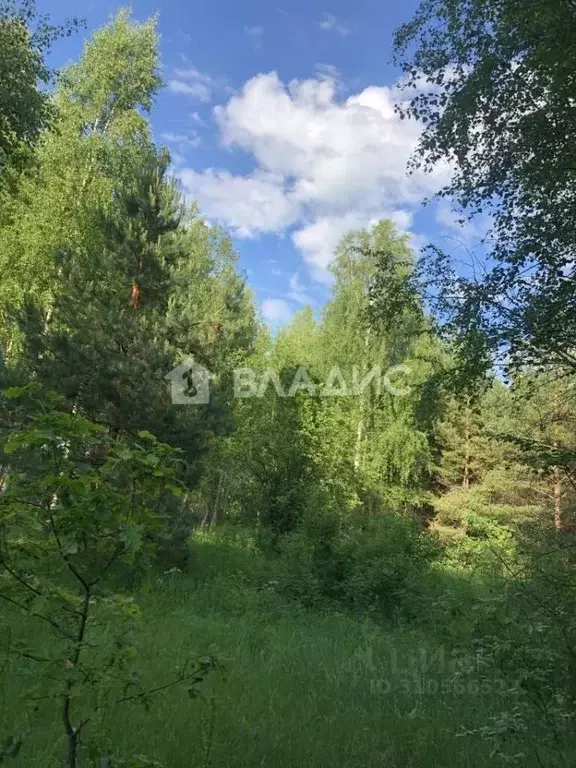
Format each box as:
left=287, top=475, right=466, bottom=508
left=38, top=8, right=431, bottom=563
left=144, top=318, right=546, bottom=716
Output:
left=120, top=524, right=143, bottom=551
left=137, top=430, right=157, bottom=442
left=3, top=384, right=40, bottom=400
left=166, top=482, right=183, bottom=498
left=61, top=539, right=79, bottom=556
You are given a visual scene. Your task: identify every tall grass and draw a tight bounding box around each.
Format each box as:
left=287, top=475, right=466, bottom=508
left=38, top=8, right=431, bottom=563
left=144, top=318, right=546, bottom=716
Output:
left=2, top=525, right=576, bottom=766
left=0, top=570, right=568, bottom=767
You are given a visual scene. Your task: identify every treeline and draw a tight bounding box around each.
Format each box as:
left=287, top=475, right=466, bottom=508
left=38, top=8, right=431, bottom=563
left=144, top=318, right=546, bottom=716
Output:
left=1, top=6, right=574, bottom=564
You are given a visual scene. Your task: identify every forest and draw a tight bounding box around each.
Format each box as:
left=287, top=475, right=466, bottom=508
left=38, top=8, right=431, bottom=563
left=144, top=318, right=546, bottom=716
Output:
left=1, top=1, right=576, bottom=766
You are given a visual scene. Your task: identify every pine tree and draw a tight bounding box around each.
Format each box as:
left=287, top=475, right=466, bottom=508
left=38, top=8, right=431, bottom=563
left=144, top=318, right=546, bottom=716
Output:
left=0, top=10, right=160, bottom=354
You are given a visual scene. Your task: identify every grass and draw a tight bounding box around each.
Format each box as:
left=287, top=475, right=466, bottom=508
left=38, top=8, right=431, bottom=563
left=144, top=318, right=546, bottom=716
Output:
left=1, top=566, right=560, bottom=768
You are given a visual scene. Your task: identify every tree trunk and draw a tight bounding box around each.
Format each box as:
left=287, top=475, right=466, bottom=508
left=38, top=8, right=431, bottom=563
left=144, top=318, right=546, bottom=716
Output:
left=553, top=464, right=562, bottom=532
left=354, top=328, right=371, bottom=472
left=210, top=471, right=225, bottom=528
left=353, top=411, right=364, bottom=472
left=462, top=403, right=471, bottom=493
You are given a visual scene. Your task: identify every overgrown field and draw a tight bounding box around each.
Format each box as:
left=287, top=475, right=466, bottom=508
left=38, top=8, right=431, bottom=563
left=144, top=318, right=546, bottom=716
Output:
left=3, top=528, right=576, bottom=768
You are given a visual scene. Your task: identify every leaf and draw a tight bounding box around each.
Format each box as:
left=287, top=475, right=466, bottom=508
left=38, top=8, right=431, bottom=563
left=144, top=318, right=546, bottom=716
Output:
left=3, top=384, right=40, bottom=400
left=166, top=482, right=183, bottom=498
left=120, top=524, right=143, bottom=551
left=137, top=430, right=157, bottom=442
left=61, top=539, right=79, bottom=556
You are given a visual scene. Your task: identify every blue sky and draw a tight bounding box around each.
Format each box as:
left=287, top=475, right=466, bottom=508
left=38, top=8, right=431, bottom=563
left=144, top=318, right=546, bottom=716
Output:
left=37, top=0, right=482, bottom=326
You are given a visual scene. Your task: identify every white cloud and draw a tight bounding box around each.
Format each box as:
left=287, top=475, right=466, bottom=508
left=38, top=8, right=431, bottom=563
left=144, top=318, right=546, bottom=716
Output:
left=190, top=111, right=208, bottom=126
left=261, top=298, right=294, bottom=324
left=287, top=273, right=313, bottom=305
left=435, top=203, right=491, bottom=245
left=319, top=12, right=351, bottom=36
left=179, top=169, right=298, bottom=237
left=315, top=63, right=340, bottom=82
left=408, top=232, right=431, bottom=254
left=161, top=131, right=201, bottom=148
left=168, top=67, right=219, bottom=103
left=178, top=70, right=448, bottom=281
left=169, top=151, right=186, bottom=167
left=292, top=210, right=413, bottom=282
left=175, top=67, right=216, bottom=85
left=292, top=213, right=367, bottom=281
left=168, top=80, right=211, bottom=102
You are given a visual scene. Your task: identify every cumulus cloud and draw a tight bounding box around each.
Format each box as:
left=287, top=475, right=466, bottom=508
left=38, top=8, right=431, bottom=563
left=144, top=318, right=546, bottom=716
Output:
left=293, top=210, right=414, bottom=282
left=179, top=169, right=297, bottom=237
left=161, top=131, right=201, bottom=149
left=178, top=70, right=448, bottom=281
left=315, top=63, right=342, bottom=86
left=168, top=67, right=219, bottom=103
left=261, top=298, right=294, bottom=325
left=287, top=273, right=313, bottom=305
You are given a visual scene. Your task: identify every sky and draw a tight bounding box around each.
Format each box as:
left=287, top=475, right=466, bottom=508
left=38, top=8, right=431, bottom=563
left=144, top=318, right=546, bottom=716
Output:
left=36, top=0, right=483, bottom=327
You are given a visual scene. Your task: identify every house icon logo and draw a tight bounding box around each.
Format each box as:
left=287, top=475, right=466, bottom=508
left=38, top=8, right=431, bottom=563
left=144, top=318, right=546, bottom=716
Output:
left=165, top=356, right=211, bottom=405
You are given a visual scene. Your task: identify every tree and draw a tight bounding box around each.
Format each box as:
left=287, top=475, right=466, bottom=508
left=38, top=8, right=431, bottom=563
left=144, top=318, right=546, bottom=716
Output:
left=320, top=220, right=444, bottom=512
left=0, top=385, right=216, bottom=766
left=502, top=372, right=576, bottom=531
left=1, top=11, right=257, bottom=562
left=195, top=321, right=319, bottom=536
left=393, top=0, right=576, bottom=379
left=197, top=221, right=443, bottom=532
left=435, top=395, right=491, bottom=493
left=0, top=0, right=80, bottom=188
left=0, top=9, right=160, bottom=354
left=11, top=152, right=257, bottom=553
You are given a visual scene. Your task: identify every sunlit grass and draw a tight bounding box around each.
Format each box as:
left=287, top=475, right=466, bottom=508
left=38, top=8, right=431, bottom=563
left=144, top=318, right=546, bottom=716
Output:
left=1, top=569, right=552, bottom=768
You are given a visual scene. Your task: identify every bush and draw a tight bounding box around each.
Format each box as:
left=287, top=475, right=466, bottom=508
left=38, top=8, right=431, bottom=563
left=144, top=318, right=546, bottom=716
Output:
left=336, top=514, right=436, bottom=612
left=275, top=511, right=436, bottom=613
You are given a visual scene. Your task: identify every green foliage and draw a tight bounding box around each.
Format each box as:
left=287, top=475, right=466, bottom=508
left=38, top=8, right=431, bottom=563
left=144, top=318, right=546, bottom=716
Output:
left=276, top=510, right=436, bottom=613
left=58, top=8, right=160, bottom=122
left=187, top=525, right=271, bottom=586
left=0, top=0, right=80, bottom=189
left=0, top=9, right=161, bottom=346
left=394, top=0, right=576, bottom=380
left=13, top=151, right=251, bottom=478
left=0, top=8, right=256, bottom=564
left=2, top=5, right=576, bottom=764
left=204, top=220, right=446, bottom=537
left=0, top=386, right=217, bottom=765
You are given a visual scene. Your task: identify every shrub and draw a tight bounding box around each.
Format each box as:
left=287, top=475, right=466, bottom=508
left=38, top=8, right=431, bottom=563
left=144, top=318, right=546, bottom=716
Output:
left=275, top=511, right=436, bottom=613
left=0, top=385, right=214, bottom=766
